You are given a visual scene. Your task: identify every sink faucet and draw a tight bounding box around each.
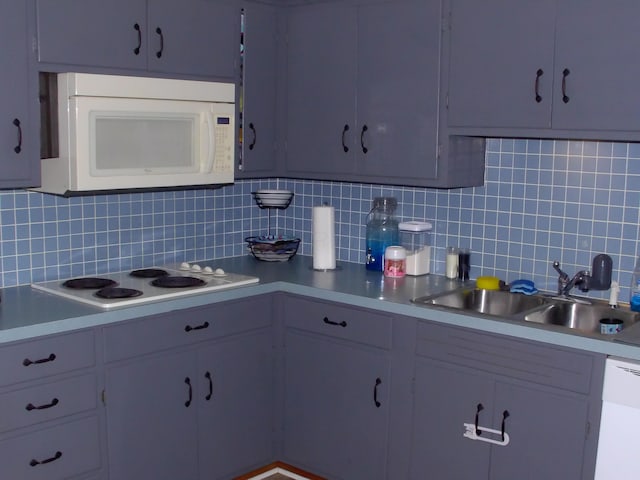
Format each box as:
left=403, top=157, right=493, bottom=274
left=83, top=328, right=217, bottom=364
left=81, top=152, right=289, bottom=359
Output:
left=552, top=261, right=590, bottom=296
left=552, top=255, right=612, bottom=298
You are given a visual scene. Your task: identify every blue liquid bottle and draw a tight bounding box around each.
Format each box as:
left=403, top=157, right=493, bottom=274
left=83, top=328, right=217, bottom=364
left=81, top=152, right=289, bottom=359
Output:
left=365, top=197, right=399, bottom=272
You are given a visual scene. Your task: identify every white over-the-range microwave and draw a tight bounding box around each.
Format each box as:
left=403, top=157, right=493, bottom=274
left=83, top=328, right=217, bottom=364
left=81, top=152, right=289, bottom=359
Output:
left=35, top=73, right=236, bottom=196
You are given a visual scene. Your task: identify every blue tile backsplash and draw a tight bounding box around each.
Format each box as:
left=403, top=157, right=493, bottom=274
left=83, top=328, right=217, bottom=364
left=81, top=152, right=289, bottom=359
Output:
left=2, top=138, right=639, bottom=302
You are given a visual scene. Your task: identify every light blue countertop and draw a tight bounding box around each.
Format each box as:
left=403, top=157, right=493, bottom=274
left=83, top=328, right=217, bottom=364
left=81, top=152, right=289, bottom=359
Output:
left=3, top=255, right=640, bottom=360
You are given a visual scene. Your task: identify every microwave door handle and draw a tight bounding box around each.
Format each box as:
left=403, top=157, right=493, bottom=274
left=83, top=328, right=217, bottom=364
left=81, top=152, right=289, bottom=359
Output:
left=204, top=112, right=215, bottom=173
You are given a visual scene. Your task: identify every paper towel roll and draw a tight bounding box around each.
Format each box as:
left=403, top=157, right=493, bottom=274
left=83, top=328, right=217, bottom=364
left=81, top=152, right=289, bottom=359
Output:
left=312, top=205, right=336, bottom=270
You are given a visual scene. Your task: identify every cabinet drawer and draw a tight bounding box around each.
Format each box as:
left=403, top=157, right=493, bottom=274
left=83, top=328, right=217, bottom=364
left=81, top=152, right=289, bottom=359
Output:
left=0, top=416, right=101, bottom=480
left=415, top=321, right=596, bottom=394
left=284, top=296, right=392, bottom=349
left=104, top=295, right=273, bottom=362
left=0, top=330, right=95, bottom=387
left=0, top=374, right=97, bottom=432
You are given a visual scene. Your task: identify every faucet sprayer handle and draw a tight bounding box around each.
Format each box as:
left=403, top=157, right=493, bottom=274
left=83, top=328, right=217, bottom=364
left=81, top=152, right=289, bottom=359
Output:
left=552, top=261, right=569, bottom=280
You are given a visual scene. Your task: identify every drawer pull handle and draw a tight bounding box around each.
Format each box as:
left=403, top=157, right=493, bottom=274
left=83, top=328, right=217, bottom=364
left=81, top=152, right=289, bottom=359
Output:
left=501, top=410, right=510, bottom=442
left=562, top=68, right=571, bottom=103
left=373, top=377, right=382, bottom=408
left=155, top=27, right=164, bottom=58
left=133, top=23, right=142, bottom=55
left=360, top=124, right=369, bottom=154
left=23, top=353, right=56, bottom=366
left=13, top=118, right=22, bottom=154
left=323, top=316, right=347, bottom=328
left=26, top=398, right=59, bottom=411
left=534, top=68, right=543, bottom=103
left=475, top=403, right=484, bottom=436
left=249, top=122, right=257, bottom=150
left=341, top=124, right=350, bottom=152
left=185, top=377, right=192, bottom=408
left=205, top=371, right=213, bottom=401
left=185, top=321, right=209, bottom=332
left=30, top=450, right=62, bottom=467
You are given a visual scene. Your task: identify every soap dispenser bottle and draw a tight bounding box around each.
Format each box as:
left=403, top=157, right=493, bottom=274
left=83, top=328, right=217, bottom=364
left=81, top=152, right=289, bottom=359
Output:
left=630, top=257, right=640, bottom=312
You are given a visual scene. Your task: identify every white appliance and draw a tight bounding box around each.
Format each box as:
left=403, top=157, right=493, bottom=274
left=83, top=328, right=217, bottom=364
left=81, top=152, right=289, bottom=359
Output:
left=31, top=263, right=258, bottom=309
left=594, top=356, right=640, bottom=479
left=35, top=73, right=236, bottom=195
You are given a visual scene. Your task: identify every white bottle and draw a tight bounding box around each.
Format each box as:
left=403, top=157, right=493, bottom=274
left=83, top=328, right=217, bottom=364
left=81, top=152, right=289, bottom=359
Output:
left=630, top=257, right=640, bottom=312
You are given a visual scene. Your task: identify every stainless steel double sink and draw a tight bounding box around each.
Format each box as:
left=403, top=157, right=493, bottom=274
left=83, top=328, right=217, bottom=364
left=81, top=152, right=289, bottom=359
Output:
left=412, top=287, right=640, bottom=337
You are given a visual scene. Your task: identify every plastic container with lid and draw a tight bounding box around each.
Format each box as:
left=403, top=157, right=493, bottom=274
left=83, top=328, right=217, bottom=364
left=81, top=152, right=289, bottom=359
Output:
left=365, top=197, right=399, bottom=272
left=399, top=221, right=432, bottom=276
left=384, top=246, right=406, bottom=278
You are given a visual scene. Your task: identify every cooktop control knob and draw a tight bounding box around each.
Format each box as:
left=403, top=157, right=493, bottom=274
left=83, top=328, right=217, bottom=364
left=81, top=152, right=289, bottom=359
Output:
left=180, top=262, right=190, bottom=270
left=190, top=264, right=202, bottom=272
left=202, top=266, right=214, bottom=275
left=214, top=268, right=226, bottom=277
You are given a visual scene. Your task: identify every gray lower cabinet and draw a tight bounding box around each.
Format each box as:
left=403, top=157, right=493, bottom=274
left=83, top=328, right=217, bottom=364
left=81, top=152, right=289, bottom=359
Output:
left=284, top=0, right=484, bottom=188
left=281, top=295, right=392, bottom=479
left=0, top=329, right=102, bottom=480
left=447, top=0, right=640, bottom=140
left=102, top=296, right=274, bottom=480
left=0, top=0, right=39, bottom=188
left=409, top=321, right=605, bottom=480
left=35, top=0, right=239, bottom=80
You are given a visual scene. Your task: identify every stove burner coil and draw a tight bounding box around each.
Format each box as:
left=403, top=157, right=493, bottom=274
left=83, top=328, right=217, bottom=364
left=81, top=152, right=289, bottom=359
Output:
left=95, top=287, right=144, bottom=299
left=63, top=278, right=117, bottom=289
left=130, top=268, right=169, bottom=278
left=151, top=276, right=206, bottom=288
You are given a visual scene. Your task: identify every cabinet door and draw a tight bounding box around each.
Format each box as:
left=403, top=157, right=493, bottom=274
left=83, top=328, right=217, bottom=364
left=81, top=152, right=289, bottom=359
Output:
left=447, top=0, right=556, bottom=129
left=283, top=331, right=390, bottom=480
left=285, top=3, right=357, bottom=176
left=36, top=0, right=147, bottom=69
left=552, top=0, right=640, bottom=132
left=197, top=330, right=274, bottom=480
left=490, top=382, right=589, bottom=480
left=105, top=351, right=198, bottom=480
left=409, top=358, right=493, bottom=480
left=148, top=0, right=239, bottom=79
left=356, top=0, right=440, bottom=181
left=237, top=1, right=279, bottom=178
left=0, top=0, right=38, bottom=188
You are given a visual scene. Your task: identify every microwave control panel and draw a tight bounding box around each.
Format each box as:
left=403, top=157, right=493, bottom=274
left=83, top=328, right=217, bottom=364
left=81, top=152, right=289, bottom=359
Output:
left=213, top=115, right=234, bottom=174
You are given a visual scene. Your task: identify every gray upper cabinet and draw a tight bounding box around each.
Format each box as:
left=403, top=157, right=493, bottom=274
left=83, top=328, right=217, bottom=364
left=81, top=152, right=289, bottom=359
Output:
left=236, top=1, right=280, bottom=178
left=0, top=0, right=39, bottom=188
left=447, top=0, right=640, bottom=140
left=285, top=0, right=485, bottom=188
left=35, top=0, right=239, bottom=80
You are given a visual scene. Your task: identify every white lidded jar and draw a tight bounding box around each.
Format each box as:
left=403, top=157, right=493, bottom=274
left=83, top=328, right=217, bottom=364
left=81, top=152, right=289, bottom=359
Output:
left=399, top=221, right=432, bottom=276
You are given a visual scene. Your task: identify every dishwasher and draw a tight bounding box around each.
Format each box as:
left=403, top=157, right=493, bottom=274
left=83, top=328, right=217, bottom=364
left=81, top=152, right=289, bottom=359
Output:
left=594, top=357, right=640, bottom=479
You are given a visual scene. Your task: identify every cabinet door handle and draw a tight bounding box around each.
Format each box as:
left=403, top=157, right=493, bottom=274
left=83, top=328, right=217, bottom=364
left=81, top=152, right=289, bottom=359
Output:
left=184, top=377, right=193, bottom=407
left=501, top=410, right=510, bottom=442
left=323, top=316, right=347, bottom=328
left=534, top=69, right=544, bottom=103
left=360, top=124, right=369, bottom=154
left=475, top=403, right=484, bottom=436
left=341, top=124, right=350, bottom=152
left=133, top=23, right=142, bottom=55
left=205, top=371, right=213, bottom=401
left=23, top=353, right=56, bottom=367
left=13, top=118, right=22, bottom=153
left=185, top=321, right=209, bottom=332
left=373, top=377, right=382, bottom=408
left=248, top=122, right=256, bottom=150
left=562, top=68, right=570, bottom=103
left=26, top=398, right=59, bottom=411
left=155, top=27, right=164, bottom=58
left=30, top=451, right=62, bottom=467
